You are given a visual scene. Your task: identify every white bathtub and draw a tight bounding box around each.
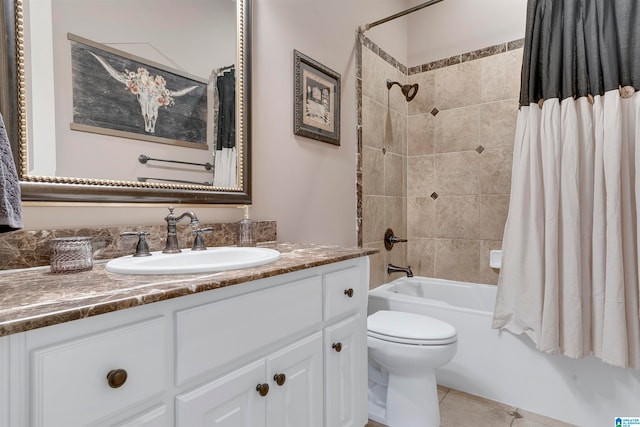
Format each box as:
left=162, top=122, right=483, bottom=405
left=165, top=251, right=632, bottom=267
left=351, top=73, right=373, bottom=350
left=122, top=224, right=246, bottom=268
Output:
left=369, top=277, right=640, bottom=427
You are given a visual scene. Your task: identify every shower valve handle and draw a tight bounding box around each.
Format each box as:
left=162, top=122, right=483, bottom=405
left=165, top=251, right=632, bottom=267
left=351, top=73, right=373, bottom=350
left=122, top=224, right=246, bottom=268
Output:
left=384, top=228, right=408, bottom=251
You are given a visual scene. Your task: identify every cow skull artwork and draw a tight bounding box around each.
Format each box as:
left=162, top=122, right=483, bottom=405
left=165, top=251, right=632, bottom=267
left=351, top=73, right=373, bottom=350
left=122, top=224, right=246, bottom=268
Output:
left=89, top=52, right=198, bottom=134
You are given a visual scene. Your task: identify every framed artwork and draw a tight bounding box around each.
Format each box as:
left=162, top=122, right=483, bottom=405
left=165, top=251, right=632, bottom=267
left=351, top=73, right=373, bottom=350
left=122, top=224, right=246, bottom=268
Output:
left=293, top=50, right=341, bottom=146
left=68, top=33, right=209, bottom=150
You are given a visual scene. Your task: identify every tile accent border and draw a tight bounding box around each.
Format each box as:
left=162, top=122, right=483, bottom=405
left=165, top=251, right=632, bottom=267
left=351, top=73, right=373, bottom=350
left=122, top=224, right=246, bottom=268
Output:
left=360, top=34, right=525, bottom=76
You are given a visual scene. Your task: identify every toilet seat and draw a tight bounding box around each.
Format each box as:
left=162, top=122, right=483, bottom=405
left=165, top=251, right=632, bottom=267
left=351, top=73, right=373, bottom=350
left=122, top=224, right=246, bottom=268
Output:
left=367, top=310, right=457, bottom=345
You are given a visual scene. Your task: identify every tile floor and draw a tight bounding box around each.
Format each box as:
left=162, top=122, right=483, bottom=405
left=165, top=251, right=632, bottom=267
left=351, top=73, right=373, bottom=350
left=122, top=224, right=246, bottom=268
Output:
left=366, top=385, right=576, bottom=427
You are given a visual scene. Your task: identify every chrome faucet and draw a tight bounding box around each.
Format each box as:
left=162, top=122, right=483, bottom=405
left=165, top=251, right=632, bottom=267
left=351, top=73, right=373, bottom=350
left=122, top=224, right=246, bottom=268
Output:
left=163, top=207, right=200, bottom=253
left=387, top=263, right=413, bottom=277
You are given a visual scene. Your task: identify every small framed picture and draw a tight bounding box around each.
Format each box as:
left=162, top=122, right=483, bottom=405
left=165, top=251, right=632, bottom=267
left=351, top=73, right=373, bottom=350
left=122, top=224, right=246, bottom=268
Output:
left=293, top=50, right=341, bottom=146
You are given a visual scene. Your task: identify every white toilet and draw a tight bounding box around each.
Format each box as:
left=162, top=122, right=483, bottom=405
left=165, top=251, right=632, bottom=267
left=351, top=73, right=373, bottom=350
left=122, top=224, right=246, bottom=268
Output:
left=367, top=310, right=458, bottom=427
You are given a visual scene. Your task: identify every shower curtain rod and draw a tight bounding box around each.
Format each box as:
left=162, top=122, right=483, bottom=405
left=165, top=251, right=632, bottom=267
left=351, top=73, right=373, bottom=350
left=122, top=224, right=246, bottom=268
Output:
left=358, top=0, right=445, bottom=33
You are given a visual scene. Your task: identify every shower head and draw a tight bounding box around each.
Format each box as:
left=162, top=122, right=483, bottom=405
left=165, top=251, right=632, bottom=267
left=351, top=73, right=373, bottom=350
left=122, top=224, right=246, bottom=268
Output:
left=386, top=79, right=419, bottom=102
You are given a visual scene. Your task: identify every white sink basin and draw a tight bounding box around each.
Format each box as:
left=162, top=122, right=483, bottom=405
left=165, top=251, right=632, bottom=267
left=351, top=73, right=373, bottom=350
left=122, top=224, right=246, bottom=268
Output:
left=105, top=247, right=281, bottom=275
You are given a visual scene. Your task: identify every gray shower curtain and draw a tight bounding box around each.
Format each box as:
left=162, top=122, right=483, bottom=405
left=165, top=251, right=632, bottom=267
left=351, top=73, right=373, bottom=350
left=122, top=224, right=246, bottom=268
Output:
left=519, top=0, right=640, bottom=105
left=208, top=66, right=237, bottom=188
left=493, top=0, right=640, bottom=369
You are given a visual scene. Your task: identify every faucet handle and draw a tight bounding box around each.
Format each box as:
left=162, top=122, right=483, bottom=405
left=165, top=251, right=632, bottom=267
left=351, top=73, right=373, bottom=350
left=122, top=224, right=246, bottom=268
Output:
left=384, top=228, right=408, bottom=251
left=120, top=231, right=152, bottom=257
left=191, top=227, right=213, bottom=251
left=165, top=206, right=176, bottom=223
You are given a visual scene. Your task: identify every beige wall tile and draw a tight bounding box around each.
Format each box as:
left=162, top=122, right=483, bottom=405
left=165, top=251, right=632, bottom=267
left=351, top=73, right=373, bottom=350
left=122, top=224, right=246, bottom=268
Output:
left=435, top=239, right=480, bottom=282
left=435, top=151, right=480, bottom=195
left=408, top=114, right=435, bottom=156
left=478, top=146, right=513, bottom=194
left=434, top=105, right=482, bottom=153
left=479, top=99, right=519, bottom=148
left=362, top=41, right=519, bottom=287
left=387, top=243, right=408, bottom=271
left=362, top=146, right=384, bottom=196
left=384, top=153, right=406, bottom=197
left=435, top=195, right=480, bottom=240
left=362, top=48, right=392, bottom=105
left=407, top=155, right=435, bottom=198
left=362, top=96, right=386, bottom=150
left=435, top=60, right=482, bottom=110
left=408, top=238, right=435, bottom=278
left=479, top=194, right=509, bottom=240
left=385, top=196, right=407, bottom=238
left=408, top=197, right=435, bottom=238
left=362, top=47, right=408, bottom=118
left=366, top=241, right=387, bottom=289
left=479, top=49, right=523, bottom=103
left=408, top=71, right=436, bottom=116
left=480, top=239, right=502, bottom=285
left=362, top=195, right=385, bottom=245
left=384, top=109, right=407, bottom=156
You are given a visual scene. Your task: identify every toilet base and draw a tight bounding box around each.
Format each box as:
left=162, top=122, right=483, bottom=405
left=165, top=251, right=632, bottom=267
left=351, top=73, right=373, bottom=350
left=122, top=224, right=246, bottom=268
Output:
left=368, top=363, right=441, bottom=427
left=387, top=370, right=440, bottom=427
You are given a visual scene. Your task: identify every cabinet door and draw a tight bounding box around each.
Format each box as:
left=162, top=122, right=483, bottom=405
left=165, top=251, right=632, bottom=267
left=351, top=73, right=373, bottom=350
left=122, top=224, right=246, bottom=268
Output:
left=266, top=332, right=323, bottom=427
left=324, top=316, right=368, bottom=427
left=176, top=275, right=322, bottom=385
left=30, top=318, right=166, bottom=427
left=114, top=405, right=170, bottom=427
left=176, top=360, right=266, bottom=427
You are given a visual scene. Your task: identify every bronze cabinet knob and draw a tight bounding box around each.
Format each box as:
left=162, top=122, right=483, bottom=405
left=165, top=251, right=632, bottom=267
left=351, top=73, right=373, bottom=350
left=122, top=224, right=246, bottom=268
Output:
left=332, top=342, right=343, bottom=353
left=106, top=369, right=128, bottom=389
left=273, top=373, right=286, bottom=386
left=344, top=288, right=354, bottom=298
left=256, top=383, right=269, bottom=396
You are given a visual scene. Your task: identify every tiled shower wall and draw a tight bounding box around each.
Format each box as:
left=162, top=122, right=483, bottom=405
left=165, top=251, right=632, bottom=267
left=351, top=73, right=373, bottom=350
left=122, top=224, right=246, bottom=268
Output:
left=360, top=39, right=410, bottom=288
left=358, top=36, right=523, bottom=287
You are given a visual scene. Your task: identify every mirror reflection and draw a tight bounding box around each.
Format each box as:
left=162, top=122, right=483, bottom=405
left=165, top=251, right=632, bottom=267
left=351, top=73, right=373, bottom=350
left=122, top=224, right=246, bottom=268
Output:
left=1, top=0, right=251, bottom=204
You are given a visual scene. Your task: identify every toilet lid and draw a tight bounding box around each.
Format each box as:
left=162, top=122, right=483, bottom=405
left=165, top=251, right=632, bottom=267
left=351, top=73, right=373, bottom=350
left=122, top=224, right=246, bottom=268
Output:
left=367, top=310, right=457, bottom=345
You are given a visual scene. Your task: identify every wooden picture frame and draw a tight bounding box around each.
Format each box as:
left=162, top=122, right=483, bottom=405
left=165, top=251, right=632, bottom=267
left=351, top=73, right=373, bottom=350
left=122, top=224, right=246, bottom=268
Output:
left=293, top=50, right=340, bottom=146
left=69, top=33, right=209, bottom=150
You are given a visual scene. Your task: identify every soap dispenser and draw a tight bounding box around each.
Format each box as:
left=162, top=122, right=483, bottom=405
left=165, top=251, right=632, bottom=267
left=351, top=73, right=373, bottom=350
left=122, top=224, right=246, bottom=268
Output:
left=237, top=205, right=256, bottom=247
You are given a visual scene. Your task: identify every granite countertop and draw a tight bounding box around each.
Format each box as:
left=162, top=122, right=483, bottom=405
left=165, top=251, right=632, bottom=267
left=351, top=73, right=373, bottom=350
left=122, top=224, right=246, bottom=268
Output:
left=0, top=243, right=377, bottom=337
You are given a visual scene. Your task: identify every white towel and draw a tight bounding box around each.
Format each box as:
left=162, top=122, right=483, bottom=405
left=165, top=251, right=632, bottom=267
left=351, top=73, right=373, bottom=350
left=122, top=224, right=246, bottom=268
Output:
left=0, top=112, right=23, bottom=232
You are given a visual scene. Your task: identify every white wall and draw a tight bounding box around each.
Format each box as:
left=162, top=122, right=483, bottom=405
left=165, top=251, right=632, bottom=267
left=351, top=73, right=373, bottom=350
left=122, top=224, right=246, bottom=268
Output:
left=22, top=0, right=405, bottom=247
left=21, top=0, right=527, bottom=247
left=406, top=0, right=527, bottom=65
left=249, top=0, right=407, bottom=245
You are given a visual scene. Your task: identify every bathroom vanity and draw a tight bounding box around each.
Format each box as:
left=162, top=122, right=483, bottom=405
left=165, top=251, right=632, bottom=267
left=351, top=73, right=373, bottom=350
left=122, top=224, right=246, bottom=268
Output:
left=0, top=243, right=374, bottom=427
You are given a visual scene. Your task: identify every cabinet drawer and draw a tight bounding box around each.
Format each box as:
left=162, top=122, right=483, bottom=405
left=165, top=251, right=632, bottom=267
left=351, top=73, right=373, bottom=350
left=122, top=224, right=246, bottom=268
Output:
left=176, top=275, right=322, bottom=385
left=31, top=317, right=167, bottom=427
left=324, top=266, right=362, bottom=322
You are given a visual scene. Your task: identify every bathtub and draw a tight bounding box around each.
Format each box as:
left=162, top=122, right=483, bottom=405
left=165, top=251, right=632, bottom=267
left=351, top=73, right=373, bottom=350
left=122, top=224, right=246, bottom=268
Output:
left=369, top=277, right=640, bottom=427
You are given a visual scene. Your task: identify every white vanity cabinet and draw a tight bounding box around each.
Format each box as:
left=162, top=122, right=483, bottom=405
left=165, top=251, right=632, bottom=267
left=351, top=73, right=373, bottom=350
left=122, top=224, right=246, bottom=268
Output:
left=323, top=266, right=369, bottom=427
left=176, top=332, right=323, bottom=427
left=0, top=256, right=369, bottom=427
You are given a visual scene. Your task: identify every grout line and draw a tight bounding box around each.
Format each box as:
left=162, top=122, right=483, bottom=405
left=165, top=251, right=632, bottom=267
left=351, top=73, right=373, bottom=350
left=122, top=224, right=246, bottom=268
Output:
left=438, top=386, right=451, bottom=403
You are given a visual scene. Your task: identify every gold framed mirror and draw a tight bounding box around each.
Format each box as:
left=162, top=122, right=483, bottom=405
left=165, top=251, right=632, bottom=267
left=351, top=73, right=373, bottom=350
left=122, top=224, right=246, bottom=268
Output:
left=0, top=0, right=251, bottom=204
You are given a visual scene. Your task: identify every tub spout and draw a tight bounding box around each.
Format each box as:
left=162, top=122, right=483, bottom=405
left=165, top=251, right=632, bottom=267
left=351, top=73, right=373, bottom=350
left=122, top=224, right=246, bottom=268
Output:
left=387, top=264, right=413, bottom=277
